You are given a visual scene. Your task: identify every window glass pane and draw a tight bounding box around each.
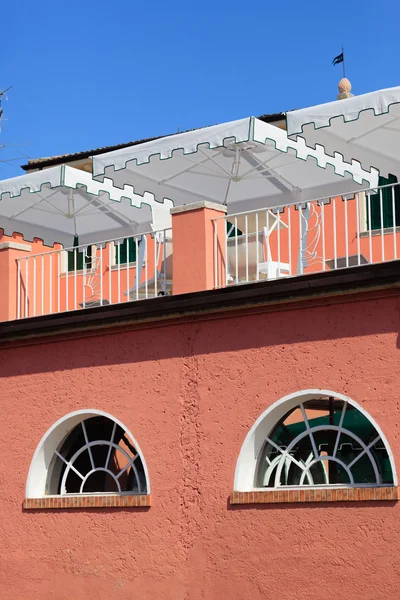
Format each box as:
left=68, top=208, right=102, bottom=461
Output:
left=67, top=235, right=92, bottom=271
left=115, top=238, right=137, bottom=265
left=48, top=416, right=147, bottom=495
left=367, top=174, right=400, bottom=230
left=256, top=443, right=280, bottom=487
left=309, top=461, right=330, bottom=485
left=330, top=463, right=351, bottom=485
left=312, top=429, right=336, bottom=461
left=372, top=440, right=393, bottom=485
left=283, top=459, right=304, bottom=486
left=83, top=416, right=120, bottom=443
left=351, top=453, right=377, bottom=485
left=335, top=432, right=363, bottom=467
left=82, top=471, right=119, bottom=493
left=269, top=407, right=307, bottom=447
left=334, top=431, right=377, bottom=484
left=342, top=405, right=375, bottom=442
left=256, top=397, right=394, bottom=488
left=72, top=449, right=92, bottom=478
left=64, top=469, right=82, bottom=494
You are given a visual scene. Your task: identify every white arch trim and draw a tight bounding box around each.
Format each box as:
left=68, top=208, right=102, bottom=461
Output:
left=25, top=409, right=150, bottom=497
left=233, top=389, right=397, bottom=491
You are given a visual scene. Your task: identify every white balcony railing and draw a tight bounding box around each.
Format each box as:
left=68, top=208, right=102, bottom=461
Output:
left=212, top=181, right=400, bottom=288
left=7, top=181, right=400, bottom=322
left=15, top=228, right=172, bottom=320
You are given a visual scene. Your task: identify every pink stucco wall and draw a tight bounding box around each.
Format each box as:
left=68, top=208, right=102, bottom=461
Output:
left=0, top=291, right=399, bottom=599
left=0, top=231, right=159, bottom=322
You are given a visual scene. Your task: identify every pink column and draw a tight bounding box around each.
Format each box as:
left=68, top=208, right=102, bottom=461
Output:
left=171, top=201, right=227, bottom=295
left=0, top=236, right=32, bottom=322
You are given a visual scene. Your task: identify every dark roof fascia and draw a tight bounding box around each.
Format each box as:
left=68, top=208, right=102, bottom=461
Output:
left=257, top=112, right=287, bottom=123
left=20, top=135, right=164, bottom=171
left=21, top=113, right=287, bottom=171
left=1, top=261, right=400, bottom=346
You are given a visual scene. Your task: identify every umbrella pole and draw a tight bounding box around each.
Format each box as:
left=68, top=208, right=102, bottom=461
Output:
left=296, top=203, right=310, bottom=275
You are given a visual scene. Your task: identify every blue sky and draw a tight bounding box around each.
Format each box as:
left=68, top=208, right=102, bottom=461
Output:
left=1, top=0, right=399, bottom=180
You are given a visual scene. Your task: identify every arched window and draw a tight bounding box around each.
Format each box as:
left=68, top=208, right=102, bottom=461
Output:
left=234, top=390, right=396, bottom=491
left=26, top=410, right=150, bottom=498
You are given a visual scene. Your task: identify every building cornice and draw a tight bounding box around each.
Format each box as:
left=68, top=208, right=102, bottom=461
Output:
left=1, top=261, right=400, bottom=346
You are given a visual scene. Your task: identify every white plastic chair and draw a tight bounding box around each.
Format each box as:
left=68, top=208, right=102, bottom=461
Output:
left=257, top=225, right=290, bottom=280
left=227, top=211, right=290, bottom=283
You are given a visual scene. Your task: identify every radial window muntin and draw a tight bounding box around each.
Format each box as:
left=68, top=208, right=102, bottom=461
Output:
left=234, top=390, right=397, bottom=492
left=26, top=410, right=150, bottom=498
left=54, top=419, right=145, bottom=495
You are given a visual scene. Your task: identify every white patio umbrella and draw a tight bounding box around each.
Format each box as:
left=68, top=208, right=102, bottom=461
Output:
left=0, top=164, right=172, bottom=248
left=286, top=86, right=400, bottom=178
left=92, top=116, right=378, bottom=215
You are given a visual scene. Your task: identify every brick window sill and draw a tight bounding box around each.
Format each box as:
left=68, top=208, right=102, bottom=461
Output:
left=230, top=487, right=398, bottom=505
left=23, top=494, right=151, bottom=510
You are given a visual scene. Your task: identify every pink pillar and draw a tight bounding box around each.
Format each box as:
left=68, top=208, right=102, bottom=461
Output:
left=0, top=237, right=32, bottom=322
left=171, top=201, right=227, bottom=295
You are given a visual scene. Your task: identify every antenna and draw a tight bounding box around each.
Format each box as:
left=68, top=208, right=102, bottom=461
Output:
left=0, top=86, right=12, bottom=119
left=0, top=86, right=12, bottom=98
left=0, top=87, right=33, bottom=175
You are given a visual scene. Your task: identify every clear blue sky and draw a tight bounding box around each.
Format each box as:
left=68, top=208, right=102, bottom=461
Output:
left=1, top=0, right=399, bottom=180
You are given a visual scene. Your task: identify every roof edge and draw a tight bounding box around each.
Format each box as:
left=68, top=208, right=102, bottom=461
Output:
left=21, top=113, right=287, bottom=171
left=0, top=261, right=399, bottom=346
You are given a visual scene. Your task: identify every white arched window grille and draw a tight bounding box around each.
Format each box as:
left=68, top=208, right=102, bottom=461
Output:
left=234, top=390, right=396, bottom=491
left=26, top=410, right=149, bottom=498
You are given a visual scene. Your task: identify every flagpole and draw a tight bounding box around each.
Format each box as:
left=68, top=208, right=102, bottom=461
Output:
left=342, top=45, right=346, bottom=79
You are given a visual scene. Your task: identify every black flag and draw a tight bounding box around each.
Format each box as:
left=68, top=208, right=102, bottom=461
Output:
left=332, top=53, right=344, bottom=66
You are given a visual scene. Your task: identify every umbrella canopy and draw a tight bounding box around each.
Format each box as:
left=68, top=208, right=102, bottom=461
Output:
left=286, top=86, right=400, bottom=179
left=0, top=165, right=173, bottom=247
left=93, top=117, right=378, bottom=215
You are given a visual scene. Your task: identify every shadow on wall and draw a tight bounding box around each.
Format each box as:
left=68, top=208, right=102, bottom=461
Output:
left=0, top=295, right=400, bottom=377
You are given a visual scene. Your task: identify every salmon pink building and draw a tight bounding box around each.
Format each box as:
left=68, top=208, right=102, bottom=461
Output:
left=1, top=84, right=400, bottom=599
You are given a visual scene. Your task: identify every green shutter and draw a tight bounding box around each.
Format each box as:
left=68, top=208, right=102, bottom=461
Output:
left=226, top=221, right=243, bottom=238
left=368, top=174, right=400, bottom=230
left=67, top=236, right=92, bottom=272
left=115, top=238, right=137, bottom=265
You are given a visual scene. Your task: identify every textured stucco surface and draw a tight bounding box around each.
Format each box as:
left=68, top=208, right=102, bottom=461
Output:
left=0, top=293, right=400, bottom=599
